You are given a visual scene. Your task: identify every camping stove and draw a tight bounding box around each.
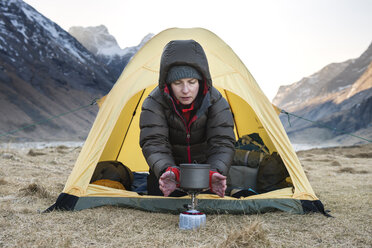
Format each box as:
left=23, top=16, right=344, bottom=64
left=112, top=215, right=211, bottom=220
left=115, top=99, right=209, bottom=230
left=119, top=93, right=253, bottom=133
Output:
left=178, top=164, right=210, bottom=230
left=179, top=190, right=206, bottom=230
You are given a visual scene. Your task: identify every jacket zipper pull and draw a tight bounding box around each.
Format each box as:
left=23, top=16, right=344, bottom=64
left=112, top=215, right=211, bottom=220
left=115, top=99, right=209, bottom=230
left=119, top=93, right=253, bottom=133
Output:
left=186, top=133, right=191, bottom=163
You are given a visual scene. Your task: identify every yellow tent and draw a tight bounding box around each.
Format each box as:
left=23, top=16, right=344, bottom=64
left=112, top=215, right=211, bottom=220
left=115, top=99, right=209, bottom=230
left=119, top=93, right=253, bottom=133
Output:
left=47, top=28, right=327, bottom=215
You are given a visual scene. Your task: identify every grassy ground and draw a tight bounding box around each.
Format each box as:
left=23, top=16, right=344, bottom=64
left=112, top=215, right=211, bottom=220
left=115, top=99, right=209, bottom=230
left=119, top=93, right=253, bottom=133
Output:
left=0, top=144, right=371, bottom=247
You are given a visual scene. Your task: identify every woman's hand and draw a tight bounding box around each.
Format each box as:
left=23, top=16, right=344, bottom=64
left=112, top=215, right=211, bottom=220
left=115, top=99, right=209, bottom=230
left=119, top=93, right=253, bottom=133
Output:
left=210, top=173, right=227, bottom=197
left=159, top=171, right=177, bottom=197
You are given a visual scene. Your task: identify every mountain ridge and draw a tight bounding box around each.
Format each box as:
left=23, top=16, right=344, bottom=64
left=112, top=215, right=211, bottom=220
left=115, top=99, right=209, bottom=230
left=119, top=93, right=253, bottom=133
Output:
left=0, top=0, right=115, bottom=142
left=68, top=26, right=153, bottom=81
left=274, top=41, right=372, bottom=146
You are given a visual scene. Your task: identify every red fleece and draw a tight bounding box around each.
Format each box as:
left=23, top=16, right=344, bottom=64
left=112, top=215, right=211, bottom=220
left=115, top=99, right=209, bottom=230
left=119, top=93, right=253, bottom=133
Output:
left=181, top=102, right=194, bottom=123
left=209, top=170, right=218, bottom=192
left=166, top=167, right=180, bottom=187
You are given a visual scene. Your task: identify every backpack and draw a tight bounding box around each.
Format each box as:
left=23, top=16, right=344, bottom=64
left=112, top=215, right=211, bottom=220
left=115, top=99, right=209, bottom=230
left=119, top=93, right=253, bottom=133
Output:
left=235, top=133, right=270, bottom=154
left=256, top=152, right=291, bottom=193
left=90, top=161, right=134, bottom=190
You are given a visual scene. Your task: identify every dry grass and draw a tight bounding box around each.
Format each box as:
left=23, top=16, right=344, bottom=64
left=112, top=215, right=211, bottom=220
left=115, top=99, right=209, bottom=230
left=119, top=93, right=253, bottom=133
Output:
left=330, top=161, right=341, bottom=166
left=217, top=221, right=270, bottom=248
left=0, top=178, right=7, bottom=185
left=337, top=167, right=368, bottom=174
left=19, top=183, right=52, bottom=199
left=0, top=143, right=371, bottom=247
left=27, top=149, right=46, bottom=156
left=345, top=153, right=372, bottom=158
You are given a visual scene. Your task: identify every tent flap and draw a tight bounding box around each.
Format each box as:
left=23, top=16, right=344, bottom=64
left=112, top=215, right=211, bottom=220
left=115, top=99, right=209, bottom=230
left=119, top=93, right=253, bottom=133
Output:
left=44, top=193, right=79, bottom=212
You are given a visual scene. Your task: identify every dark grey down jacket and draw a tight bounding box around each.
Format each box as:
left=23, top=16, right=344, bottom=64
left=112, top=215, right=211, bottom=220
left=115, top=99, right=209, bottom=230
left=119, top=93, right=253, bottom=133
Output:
left=139, top=40, right=235, bottom=178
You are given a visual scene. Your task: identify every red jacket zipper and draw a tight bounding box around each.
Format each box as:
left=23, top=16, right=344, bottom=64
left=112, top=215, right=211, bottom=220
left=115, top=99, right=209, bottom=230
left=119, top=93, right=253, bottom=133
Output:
left=186, top=115, right=198, bottom=163
left=169, top=97, right=197, bottom=163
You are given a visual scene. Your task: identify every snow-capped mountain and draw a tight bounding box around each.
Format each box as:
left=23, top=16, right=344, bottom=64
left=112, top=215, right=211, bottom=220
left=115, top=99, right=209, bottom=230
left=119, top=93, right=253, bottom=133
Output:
left=273, top=42, right=372, bottom=146
left=0, top=0, right=116, bottom=141
left=273, top=43, right=372, bottom=112
left=273, top=60, right=352, bottom=112
left=68, top=25, right=126, bottom=57
left=69, top=25, right=153, bottom=80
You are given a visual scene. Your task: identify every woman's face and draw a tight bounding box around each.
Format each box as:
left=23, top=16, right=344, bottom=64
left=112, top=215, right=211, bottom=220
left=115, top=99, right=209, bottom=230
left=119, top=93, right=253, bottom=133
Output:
left=170, top=78, right=199, bottom=105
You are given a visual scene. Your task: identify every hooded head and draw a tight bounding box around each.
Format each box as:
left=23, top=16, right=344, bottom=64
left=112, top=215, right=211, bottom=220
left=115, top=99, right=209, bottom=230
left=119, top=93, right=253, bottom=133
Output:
left=159, top=40, right=212, bottom=91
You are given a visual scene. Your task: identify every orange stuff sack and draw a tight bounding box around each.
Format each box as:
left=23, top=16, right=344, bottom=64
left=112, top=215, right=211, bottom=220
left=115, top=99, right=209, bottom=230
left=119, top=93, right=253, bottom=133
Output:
left=91, top=179, right=126, bottom=190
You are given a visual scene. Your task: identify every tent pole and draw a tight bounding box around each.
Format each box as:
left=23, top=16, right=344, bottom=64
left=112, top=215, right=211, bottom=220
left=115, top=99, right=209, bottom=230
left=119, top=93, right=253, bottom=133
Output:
left=115, top=89, right=146, bottom=161
left=224, top=90, right=239, bottom=138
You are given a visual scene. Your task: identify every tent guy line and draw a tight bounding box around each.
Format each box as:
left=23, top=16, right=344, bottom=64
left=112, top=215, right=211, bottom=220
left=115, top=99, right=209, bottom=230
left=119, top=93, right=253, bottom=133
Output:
left=281, top=110, right=372, bottom=143
left=0, top=96, right=370, bottom=144
left=0, top=98, right=99, bottom=139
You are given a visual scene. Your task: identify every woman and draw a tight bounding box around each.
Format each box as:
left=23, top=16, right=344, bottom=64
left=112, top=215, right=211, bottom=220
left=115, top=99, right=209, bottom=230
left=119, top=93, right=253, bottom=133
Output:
left=139, top=39, right=235, bottom=197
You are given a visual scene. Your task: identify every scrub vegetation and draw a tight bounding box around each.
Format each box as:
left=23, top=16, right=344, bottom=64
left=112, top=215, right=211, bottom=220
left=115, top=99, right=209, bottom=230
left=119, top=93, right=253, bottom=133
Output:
left=0, top=143, right=371, bottom=247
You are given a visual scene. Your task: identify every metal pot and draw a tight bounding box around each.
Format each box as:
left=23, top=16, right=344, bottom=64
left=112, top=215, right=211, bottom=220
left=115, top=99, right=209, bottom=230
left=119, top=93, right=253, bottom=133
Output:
left=180, top=164, right=210, bottom=191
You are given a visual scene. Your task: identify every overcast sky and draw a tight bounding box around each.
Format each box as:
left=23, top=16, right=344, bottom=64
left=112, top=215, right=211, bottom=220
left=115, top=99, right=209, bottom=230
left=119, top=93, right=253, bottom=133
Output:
left=23, top=0, right=372, bottom=101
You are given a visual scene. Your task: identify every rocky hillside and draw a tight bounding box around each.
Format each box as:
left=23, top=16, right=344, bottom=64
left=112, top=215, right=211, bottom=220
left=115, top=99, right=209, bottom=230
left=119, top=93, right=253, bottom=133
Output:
left=68, top=25, right=153, bottom=81
left=0, top=0, right=116, bottom=142
left=273, top=42, right=372, bottom=146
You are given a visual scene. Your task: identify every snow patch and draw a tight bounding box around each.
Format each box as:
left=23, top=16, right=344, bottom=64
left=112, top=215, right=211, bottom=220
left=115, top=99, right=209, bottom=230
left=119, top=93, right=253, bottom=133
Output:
left=306, top=74, right=319, bottom=84
left=22, top=6, right=60, bottom=39
left=97, top=46, right=127, bottom=56
left=10, top=19, right=28, bottom=40
left=0, top=141, right=84, bottom=150
left=19, top=5, right=88, bottom=63
left=292, top=143, right=339, bottom=151
left=300, top=88, right=311, bottom=96
left=0, top=19, right=5, bottom=28
left=63, top=43, right=86, bottom=63
left=355, top=65, right=367, bottom=74
left=337, top=85, right=351, bottom=91
left=0, top=36, right=6, bottom=50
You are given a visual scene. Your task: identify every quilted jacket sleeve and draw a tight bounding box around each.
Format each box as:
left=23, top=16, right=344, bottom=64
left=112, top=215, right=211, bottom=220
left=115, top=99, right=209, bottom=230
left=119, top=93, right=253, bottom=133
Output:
left=139, top=94, right=175, bottom=178
left=206, top=90, right=236, bottom=175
